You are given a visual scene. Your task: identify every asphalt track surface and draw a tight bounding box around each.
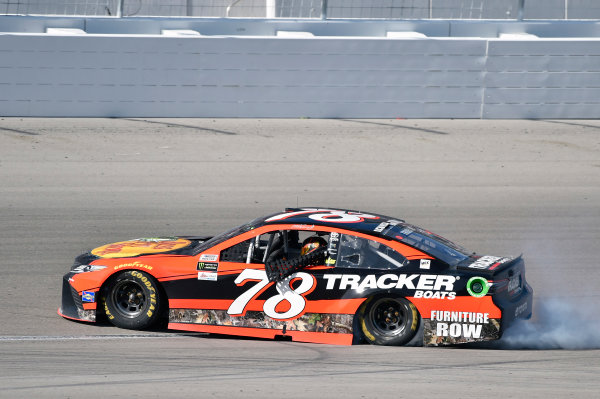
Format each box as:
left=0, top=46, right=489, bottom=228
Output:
left=1, top=118, right=599, bottom=398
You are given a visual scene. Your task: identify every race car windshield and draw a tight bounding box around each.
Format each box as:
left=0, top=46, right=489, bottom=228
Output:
left=385, top=224, right=471, bottom=266
left=193, top=217, right=263, bottom=255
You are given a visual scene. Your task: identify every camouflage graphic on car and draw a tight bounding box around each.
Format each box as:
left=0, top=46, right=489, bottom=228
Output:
left=76, top=309, right=96, bottom=322
left=169, top=309, right=353, bottom=334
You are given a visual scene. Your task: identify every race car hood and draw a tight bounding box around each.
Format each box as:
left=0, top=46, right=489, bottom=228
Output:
left=456, top=255, right=523, bottom=276
left=88, top=236, right=211, bottom=259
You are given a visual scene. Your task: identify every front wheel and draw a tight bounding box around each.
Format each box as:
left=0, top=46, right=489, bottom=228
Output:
left=358, top=297, right=419, bottom=346
left=103, top=270, right=163, bottom=330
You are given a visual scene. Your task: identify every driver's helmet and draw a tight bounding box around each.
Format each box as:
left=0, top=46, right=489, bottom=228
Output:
left=301, top=236, right=327, bottom=256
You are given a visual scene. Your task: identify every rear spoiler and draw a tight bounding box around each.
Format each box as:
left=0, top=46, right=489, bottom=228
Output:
left=456, top=254, right=523, bottom=276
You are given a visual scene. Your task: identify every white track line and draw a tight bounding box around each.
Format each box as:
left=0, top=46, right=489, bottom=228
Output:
left=0, top=333, right=205, bottom=342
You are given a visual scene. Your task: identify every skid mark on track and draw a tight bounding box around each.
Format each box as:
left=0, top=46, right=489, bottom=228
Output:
left=0, top=126, right=41, bottom=136
left=339, top=119, right=450, bottom=135
left=123, top=118, right=238, bottom=135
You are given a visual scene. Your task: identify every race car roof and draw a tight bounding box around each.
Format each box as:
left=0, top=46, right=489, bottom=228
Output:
left=260, top=207, right=404, bottom=237
left=258, top=208, right=472, bottom=264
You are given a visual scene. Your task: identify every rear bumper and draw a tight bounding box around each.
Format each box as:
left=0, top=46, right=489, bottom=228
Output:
left=58, top=274, right=96, bottom=322
left=497, top=282, right=534, bottom=335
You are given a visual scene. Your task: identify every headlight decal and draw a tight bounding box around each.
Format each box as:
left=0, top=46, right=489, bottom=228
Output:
left=72, top=265, right=107, bottom=273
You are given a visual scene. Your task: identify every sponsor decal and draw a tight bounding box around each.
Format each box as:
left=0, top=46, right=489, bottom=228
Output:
left=468, top=255, right=510, bottom=270
left=199, top=254, right=219, bottom=262
left=198, top=271, right=218, bottom=281
left=82, top=291, right=95, bottom=303
left=197, top=262, right=218, bottom=272
left=113, top=261, right=153, bottom=271
left=327, top=231, right=340, bottom=264
left=424, top=310, right=501, bottom=346
left=508, top=274, right=522, bottom=294
left=136, top=237, right=177, bottom=242
left=420, top=259, right=431, bottom=270
left=399, top=227, right=414, bottom=235
left=291, top=224, right=316, bottom=230
left=431, top=310, right=490, bottom=324
left=466, top=276, right=490, bottom=298
left=91, top=238, right=191, bottom=258
left=323, top=273, right=458, bottom=299
left=414, top=291, right=455, bottom=300
left=374, top=222, right=389, bottom=233
left=323, top=273, right=457, bottom=290
left=515, top=302, right=528, bottom=318
left=129, top=270, right=157, bottom=318
left=197, top=262, right=219, bottom=281
left=430, top=311, right=490, bottom=339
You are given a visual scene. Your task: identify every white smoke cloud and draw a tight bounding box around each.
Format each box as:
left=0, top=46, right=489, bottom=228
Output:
left=496, top=297, right=600, bottom=350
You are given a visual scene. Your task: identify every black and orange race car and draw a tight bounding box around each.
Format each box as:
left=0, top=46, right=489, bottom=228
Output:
left=59, top=208, right=532, bottom=346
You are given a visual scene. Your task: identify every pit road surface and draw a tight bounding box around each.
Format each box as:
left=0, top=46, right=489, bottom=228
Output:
left=1, top=118, right=599, bottom=398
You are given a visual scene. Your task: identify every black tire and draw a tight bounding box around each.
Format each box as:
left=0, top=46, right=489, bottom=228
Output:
left=103, top=270, right=163, bottom=330
left=358, top=297, right=420, bottom=346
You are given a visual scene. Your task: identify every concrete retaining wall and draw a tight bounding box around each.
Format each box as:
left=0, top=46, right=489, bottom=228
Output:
left=1, top=17, right=599, bottom=118
left=483, top=40, right=600, bottom=118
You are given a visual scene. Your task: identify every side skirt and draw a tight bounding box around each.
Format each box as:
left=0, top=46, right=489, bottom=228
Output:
left=168, top=322, right=353, bottom=345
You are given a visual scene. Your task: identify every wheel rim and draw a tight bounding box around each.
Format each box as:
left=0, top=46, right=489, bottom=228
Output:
left=111, top=279, right=146, bottom=318
left=368, top=298, right=408, bottom=337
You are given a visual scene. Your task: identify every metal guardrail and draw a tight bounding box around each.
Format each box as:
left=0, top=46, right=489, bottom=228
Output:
left=1, top=0, right=599, bottom=19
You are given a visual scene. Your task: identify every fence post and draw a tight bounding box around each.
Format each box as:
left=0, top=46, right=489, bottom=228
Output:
left=116, top=0, right=125, bottom=17
left=266, top=0, right=276, bottom=18
left=321, top=0, right=328, bottom=19
left=517, top=0, right=524, bottom=20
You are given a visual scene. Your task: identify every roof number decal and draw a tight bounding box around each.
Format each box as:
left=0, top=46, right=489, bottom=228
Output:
left=266, top=208, right=379, bottom=224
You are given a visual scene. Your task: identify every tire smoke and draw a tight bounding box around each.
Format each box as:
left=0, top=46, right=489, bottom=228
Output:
left=497, top=297, right=600, bottom=350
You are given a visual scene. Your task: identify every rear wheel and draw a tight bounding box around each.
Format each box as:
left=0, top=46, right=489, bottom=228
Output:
left=359, top=297, right=419, bottom=346
left=103, top=270, right=163, bottom=330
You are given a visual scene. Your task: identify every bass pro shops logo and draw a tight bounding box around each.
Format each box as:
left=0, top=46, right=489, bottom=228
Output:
left=323, top=273, right=458, bottom=299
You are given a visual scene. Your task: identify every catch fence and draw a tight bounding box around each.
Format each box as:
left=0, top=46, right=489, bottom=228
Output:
left=1, top=0, right=600, bottom=19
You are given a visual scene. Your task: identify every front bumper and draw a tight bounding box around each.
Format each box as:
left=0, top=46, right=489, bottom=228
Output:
left=58, top=274, right=97, bottom=322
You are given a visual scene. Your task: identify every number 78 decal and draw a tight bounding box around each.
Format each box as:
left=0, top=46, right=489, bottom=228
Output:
left=227, top=269, right=316, bottom=320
